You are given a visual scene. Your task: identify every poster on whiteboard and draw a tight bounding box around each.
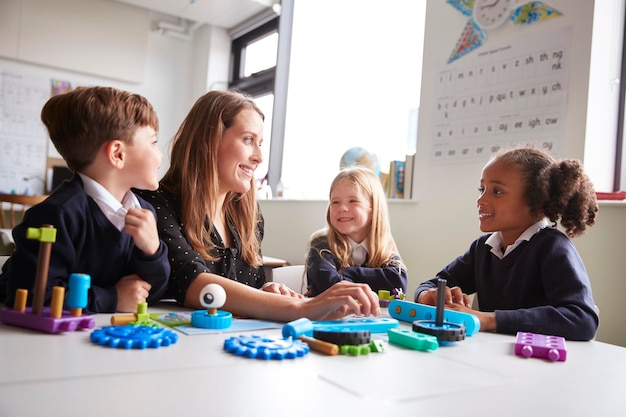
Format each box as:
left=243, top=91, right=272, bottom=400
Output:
left=0, top=70, right=50, bottom=195
left=430, top=26, right=571, bottom=164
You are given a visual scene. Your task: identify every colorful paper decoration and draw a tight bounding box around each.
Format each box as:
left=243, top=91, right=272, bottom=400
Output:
left=446, top=0, right=564, bottom=63
left=510, top=1, right=563, bottom=25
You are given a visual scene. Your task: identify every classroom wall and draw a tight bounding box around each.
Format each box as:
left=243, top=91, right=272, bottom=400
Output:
left=0, top=0, right=231, bottom=180
left=0, top=0, right=149, bottom=83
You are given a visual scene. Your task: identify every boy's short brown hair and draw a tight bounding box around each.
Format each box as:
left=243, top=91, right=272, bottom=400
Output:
left=41, top=86, right=159, bottom=172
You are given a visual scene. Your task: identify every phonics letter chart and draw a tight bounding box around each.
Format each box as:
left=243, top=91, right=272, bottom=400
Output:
left=431, top=26, right=571, bottom=164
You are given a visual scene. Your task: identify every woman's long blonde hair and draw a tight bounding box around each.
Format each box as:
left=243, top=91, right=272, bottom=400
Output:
left=311, top=166, right=405, bottom=270
left=160, top=90, right=264, bottom=266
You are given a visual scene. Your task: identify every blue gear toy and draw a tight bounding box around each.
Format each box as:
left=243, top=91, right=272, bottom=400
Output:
left=223, top=334, right=310, bottom=360
left=90, top=324, right=179, bottom=349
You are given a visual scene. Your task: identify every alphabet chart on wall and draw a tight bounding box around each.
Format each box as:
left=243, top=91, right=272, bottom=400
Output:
left=0, top=70, right=50, bottom=194
left=430, top=26, right=571, bottom=164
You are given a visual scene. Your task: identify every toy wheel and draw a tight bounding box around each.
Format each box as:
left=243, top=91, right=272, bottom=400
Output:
left=413, top=320, right=466, bottom=343
left=224, top=335, right=310, bottom=360
left=313, top=329, right=371, bottom=346
left=90, top=325, right=178, bottom=349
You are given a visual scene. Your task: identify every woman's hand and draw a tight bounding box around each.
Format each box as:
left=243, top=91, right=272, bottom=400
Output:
left=301, top=281, right=380, bottom=321
left=261, top=282, right=305, bottom=299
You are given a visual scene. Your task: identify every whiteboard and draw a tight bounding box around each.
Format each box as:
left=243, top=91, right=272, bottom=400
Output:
left=0, top=69, right=50, bottom=195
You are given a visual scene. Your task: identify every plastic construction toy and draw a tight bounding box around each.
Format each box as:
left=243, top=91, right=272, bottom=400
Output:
left=190, top=283, right=233, bottom=329
left=378, top=288, right=405, bottom=307
left=91, top=324, right=179, bottom=349
left=298, top=335, right=339, bottom=356
left=0, top=225, right=95, bottom=334
left=224, top=334, right=310, bottom=360
left=339, top=344, right=372, bottom=356
left=110, top=302, right=150, bottom=326
left=514, top=331, right=567, bottom=362
left=282, top=316, right=399, bottom=340
left=388, top=299, right=480, bottom=336
left=412, top=279, right=466, bottom=345
left=337, top=339, right=389, bottom=356
left=387, top=328, right=439, bottom=352
left=313, top=329, right=371, bottom=346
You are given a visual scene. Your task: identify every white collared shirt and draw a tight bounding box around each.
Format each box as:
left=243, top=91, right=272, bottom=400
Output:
left=485, top=218, right=551, bottom=259
left=78, top=173, right=141, bottom=231
left=348, top=237, right=368, bottom=266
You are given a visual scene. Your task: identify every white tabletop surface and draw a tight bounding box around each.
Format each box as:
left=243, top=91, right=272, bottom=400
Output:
left=0, top=305, right=624, bottom=417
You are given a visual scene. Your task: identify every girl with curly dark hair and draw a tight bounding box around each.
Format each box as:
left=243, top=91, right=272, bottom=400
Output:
left=414, top=147, right=599, bottom=340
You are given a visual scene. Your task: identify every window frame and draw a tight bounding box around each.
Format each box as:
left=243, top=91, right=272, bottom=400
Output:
left=616, top=13, right=626, bottom=191
left=229, top=17, right=279, bottom=97
left=229, top=4, right=293, bottom=196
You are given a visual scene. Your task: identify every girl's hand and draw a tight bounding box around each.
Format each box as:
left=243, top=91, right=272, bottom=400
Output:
left=444, top=302, right=497, bottom=332
left=417, top=285, right=471, bottom=308
left=261, top=282, right=305, bottom=299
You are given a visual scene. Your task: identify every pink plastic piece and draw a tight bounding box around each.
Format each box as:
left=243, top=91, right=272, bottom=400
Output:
left=514, top=331, right=567, bottom=362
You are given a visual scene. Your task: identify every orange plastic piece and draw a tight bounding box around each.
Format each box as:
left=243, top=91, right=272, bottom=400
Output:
left=14, top=289, right=28, bottom=312
left=50, top=286, right=65, bottom=318
left=299, top=335, right=339, bottom=356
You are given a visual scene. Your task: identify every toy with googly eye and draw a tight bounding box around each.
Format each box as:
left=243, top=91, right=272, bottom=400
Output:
left=190, top=283, right=233, bottom=329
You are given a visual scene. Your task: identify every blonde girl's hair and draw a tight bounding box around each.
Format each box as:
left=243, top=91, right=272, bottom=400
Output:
left=160, top=90, right=264, bottom=265
left=312, top=166, right=405, bottom=270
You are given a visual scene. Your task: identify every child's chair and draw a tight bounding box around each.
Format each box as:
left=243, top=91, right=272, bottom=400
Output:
left=0, top=194, right=48, bottom=229
left=271, top=265, right=306, bottom=294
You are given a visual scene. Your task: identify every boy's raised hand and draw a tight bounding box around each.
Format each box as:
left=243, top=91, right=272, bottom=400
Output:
left=123, top=208, right=160, bottom=255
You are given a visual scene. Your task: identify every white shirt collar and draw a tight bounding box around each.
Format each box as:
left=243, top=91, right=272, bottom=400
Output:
left=78, top=173, right=141, bottom=231
left=348, top=237, right=368, bottom=266
left=485, top=217, right=551, bottom=259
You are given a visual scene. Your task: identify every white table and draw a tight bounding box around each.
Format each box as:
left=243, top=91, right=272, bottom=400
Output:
left=0, top=305, right=623, bottom=417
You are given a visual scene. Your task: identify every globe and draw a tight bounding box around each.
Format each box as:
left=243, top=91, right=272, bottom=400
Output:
left=339, top=147, right=380, bottom=175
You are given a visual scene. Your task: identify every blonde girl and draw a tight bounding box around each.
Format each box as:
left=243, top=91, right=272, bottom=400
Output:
left=306, top=166, right=407, bottom=296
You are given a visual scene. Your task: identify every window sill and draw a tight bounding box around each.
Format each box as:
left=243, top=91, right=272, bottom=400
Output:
left=598, top=199, right=626, bottom=206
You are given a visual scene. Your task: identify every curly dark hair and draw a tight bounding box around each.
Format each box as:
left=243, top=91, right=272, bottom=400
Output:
left=495, top=148, right=598, bottom=237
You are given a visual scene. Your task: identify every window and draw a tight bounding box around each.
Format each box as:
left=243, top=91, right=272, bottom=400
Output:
left=584, top=0, right=625, bottom=193
left=274, top=0, right=426, bottom=199
left=229, top=16, right=280, bottom=183
left=231, top=0, right=426, bottom=200
left=616, top=1, right=626, bottom=191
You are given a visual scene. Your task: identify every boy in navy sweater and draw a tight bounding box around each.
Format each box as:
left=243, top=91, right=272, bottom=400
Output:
left=414, top=148, right=599, bottom=341
left=0, top=86, right=169, bottom=313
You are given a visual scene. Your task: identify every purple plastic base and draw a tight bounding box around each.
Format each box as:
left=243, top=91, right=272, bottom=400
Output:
left=0, top=307, right=95, bottom=334
left=514, top=331, right=567, bottom=362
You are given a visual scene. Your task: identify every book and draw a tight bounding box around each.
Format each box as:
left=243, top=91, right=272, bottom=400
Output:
left=404, top=153, right=415, bottom=199
left=388, top=160, right=405, bottom=199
